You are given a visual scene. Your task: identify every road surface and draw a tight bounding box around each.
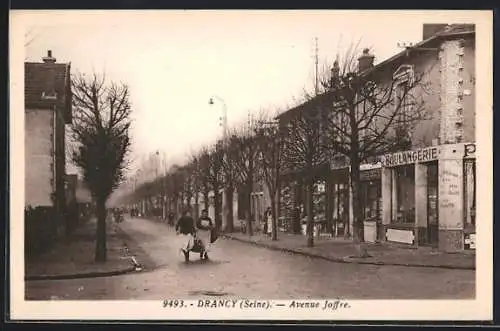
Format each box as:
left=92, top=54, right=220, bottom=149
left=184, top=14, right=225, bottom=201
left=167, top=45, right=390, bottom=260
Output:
left=26, top=217, right=475, bottom=300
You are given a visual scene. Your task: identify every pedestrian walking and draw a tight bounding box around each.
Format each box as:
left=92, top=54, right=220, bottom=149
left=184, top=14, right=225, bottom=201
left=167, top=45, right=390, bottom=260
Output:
left=196, top=209, right=217, bottom=259
left=175, top=208, right=197, bottom=261
left=168, top=212, right=175, bottom=226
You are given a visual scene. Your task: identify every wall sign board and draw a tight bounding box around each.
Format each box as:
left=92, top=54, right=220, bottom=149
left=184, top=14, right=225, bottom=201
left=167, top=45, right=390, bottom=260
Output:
left=360, top=168, right=382, bottom=181
left=464, top=233, right=476, bottom=249
left=381, top=147, right=439, bottom=167
left=386, top=228, right=415, bottom=244
left=464, top=143, right=476, bottom=158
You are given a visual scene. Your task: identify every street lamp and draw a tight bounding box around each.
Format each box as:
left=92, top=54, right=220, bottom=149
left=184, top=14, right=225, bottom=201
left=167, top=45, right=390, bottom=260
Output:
left=208, top=95, right=228, bottom=144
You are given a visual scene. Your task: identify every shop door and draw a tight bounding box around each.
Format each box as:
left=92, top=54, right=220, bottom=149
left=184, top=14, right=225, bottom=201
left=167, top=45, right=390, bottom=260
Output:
left=427, top=163, right=439, bottom=246
left=333, top=183, right=349, bottom=236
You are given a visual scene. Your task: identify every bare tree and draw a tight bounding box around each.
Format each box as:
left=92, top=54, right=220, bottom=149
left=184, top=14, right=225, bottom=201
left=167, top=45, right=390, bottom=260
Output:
left=186, top=151, right=202, bottom=222
left=319, top=47, right=433, bottom=256
left=221, top=130, right=241, bottom=233
left=182, top=165, right=194, bottom=209
left=280, top=102, right=327, bottom=247
left=171, top=166, right=185, bottom=215
left=206, top=142, right=225, bottom=230
left=231, top=122, right=260, bottom=237
left=70, top=72, right=132, bottom=262
left=254, top=111, right=283, bottom=241
left=198, top=146, right=211, bottom=213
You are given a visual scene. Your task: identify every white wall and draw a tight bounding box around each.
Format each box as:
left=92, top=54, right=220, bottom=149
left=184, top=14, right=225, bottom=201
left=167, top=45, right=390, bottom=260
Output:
left=25, top=109, right=54, bottom=207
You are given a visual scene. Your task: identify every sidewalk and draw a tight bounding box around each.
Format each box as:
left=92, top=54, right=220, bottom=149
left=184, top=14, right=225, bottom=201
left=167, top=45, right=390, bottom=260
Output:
left=25, top=218, right=139, bottom=281
left=222, top=232, right=475, bottom=270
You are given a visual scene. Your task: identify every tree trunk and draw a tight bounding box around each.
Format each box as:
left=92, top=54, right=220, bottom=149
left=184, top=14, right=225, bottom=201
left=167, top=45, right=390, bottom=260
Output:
left=194, top=190, right=199, bottom=223
left=246, top=181, right=253, bottom=236
left=214, top=188, right=222, bottom=230
left=350, top=156, right=371, bottom=258
left=351, top=159, right=363, bottom=242
left=306, top=175, right=314, bottom=247
left=225, top=186, right=235, bottom=233
left=203, top=191, right=209, bottom=212
left=95, top=197, right=107, bottom=262
left=270, top=190, right=278, bottom=241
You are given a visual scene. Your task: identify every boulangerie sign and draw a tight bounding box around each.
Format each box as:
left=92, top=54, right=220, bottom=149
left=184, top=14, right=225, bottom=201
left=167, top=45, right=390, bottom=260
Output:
left=381, top=147, right=439, bottom=167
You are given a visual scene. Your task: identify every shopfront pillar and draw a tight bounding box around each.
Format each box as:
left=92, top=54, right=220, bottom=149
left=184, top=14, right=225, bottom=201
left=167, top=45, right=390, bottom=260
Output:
left=381, top=167, right=392, bottom=230
left=438, top=144, right=465, bottom=252
left=414, top=163, right=428, bottom=245
left=232, top=190, right=239, bottom=224
left=391, top=169, right=398, bottom=222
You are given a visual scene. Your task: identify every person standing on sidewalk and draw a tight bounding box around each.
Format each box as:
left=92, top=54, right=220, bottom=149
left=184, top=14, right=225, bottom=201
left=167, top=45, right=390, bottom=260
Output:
left=264, top=207, right=273, bottom=236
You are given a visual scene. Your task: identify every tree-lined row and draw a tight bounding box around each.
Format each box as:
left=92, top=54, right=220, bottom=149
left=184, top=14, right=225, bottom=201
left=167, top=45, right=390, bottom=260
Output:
left=128, top=47, right=431, bottom=251
left=129, top=111, right=283, bottom=240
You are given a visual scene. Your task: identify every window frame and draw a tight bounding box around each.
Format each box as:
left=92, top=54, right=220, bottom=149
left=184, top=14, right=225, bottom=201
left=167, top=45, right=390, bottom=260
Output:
left=393, top=164, right=416, bottom=224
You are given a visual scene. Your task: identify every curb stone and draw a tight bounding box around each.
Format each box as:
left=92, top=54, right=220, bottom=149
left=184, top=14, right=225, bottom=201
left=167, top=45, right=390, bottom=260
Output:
left=221, top=234, right=475, bottom=270
left=25, top=265, right=138, bottom=281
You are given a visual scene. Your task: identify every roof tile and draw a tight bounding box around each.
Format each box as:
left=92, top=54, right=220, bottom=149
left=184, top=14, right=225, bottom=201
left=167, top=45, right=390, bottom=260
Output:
left=25, top=62, right=72, bottom=123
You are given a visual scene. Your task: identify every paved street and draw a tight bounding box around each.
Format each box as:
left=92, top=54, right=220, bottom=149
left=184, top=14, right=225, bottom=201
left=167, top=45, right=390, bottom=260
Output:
left=26, top=217, right=475, bottom=300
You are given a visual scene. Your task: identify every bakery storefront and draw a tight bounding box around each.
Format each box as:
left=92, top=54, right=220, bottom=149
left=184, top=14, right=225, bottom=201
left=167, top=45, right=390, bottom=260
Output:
left=380, top=143, right=476, bottom=251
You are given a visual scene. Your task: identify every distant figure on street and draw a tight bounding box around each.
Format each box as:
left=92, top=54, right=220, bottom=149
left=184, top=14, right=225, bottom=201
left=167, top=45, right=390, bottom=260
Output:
left=168, top=212, right=175, bottom=226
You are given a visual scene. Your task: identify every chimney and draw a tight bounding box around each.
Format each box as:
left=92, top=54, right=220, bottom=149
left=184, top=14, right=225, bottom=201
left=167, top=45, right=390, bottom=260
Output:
left=42, top=50, right=57, bottom=64
left=358, top=48, right=375, bottom=73
left=329, top=59, right=340, bottom=88
left=422, top=24, right=449, bottom=40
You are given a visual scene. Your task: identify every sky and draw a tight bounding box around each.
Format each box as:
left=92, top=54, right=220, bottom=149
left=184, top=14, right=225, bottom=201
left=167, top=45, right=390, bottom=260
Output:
left=20, top=10, right=475, bottom=188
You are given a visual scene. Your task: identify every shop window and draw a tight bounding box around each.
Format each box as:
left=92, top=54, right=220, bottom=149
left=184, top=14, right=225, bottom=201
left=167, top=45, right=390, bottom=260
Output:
left=361, top=181, right=381, bottom=220
left=394, top=164, right=415, bottom=224
left=464, top=160, right=476, bottom=227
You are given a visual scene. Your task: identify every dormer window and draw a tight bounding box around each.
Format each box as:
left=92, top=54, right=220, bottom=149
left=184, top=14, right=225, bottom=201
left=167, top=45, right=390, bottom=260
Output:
left=393, top=64, right=415, bottom=84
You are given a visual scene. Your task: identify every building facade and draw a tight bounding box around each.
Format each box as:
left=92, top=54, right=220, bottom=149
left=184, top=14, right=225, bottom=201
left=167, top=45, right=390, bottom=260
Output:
left=378, top=24, right=476, bottom=251
left=25, top=50, right=72, bottom=253
left=276, top=24, right=476, bottom=251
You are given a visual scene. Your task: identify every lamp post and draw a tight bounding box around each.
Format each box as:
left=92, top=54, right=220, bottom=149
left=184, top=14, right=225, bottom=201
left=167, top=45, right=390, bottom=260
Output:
left=257, top=120, right=281, bottom=241
left=208, top=95, right=228, bottom=144
left=209, top=95, right=229, bottom=229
